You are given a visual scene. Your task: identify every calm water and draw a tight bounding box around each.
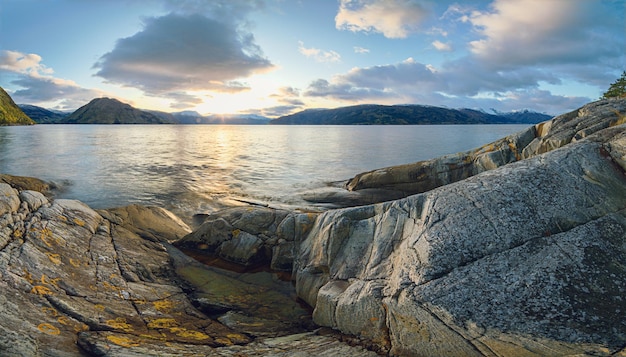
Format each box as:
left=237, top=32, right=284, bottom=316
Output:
left=0, top=124, right=529, bottom=222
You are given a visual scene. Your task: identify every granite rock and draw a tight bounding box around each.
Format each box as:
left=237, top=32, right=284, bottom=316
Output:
left=294, top=118, right=626, bottom=355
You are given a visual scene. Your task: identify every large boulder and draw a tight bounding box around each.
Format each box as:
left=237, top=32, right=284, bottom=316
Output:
left=294, top=113, right=626, bottom=355
left=343, top=98, right=626, bottom=204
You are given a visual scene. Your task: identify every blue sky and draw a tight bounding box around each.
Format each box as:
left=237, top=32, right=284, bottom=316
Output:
left=0, top=0, right=623, bottom=117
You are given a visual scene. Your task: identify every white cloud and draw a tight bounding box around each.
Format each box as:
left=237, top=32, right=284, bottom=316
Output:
left=335, top=0, right=431, bottom=38
left=0, top=51, right=53, bottom=76
left=354, top=46, right=370, bottom=54
left=94, top=13, right=274, bottom=97
left=0, top=50, right=105, bottom=109
left=432, top=40, right=452, bottom=52
left=467, top=0, right=624, bottom=69
left=298, top=42, right=341, bottom=63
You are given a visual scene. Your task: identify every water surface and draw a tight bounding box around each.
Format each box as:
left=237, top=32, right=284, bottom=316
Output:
left=0, top=124, right=529, bottom=221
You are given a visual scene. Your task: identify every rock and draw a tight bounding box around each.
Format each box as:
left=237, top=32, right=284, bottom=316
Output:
left=0, top=179, right=375, bottom=356
left=294, top=111, right=626, bottom=355
left=176, top=206, right=318, bottom=270
left=217, top=230, right=265, bottom=265
left=0, top=173, right=50, bottom=193
left=99, top=204, right=191, bottom=242
left=0, top=183, right=20, bottom=216
left=343, top=98, right=626, bottom=205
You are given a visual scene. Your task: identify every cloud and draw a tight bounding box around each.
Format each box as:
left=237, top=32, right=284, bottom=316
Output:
left=0, top=50, right=105, bottom=109
left=0, top=51, right=53, bottom=76
left=354, top=46, right=370, bottom=54
left=432, top=40, right=452, bottom=52
left=93, top=13, right=274, bottom=97
left=303, top=56, right=591, bottom=114
left=335, top=0, right=431, bottom=38
left=305, top=58, right=439, bottom=101
left=467, top=0, right=624, bottom=70
left=270, top=86, right=305, bottom=106
left=298, top=42, right=341, bottom=63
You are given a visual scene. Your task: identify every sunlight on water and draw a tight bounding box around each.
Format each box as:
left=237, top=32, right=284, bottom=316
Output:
left=0, top=124, right=529, bottom=222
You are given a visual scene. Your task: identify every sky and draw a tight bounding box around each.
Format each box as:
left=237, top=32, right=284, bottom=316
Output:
left=0, top=0, right=624, bottom=117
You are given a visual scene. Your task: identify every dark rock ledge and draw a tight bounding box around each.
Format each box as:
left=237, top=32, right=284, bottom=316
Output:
left=1, top=98, right=625, bottom=356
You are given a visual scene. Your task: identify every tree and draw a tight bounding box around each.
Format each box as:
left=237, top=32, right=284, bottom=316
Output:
left=602, top=71, right=626, bottom=99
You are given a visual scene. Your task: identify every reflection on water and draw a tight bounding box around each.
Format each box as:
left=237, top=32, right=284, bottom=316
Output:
left=0, top=124, right=529, bottom=222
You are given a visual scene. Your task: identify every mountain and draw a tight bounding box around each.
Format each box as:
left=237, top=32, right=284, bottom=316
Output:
left=18, top=104, right=68, bottom=123
left=497, top=109, right=553, bottom=123
left=270, top=104, right=552, bottom=125
left=168, top=111, right=270, bottom=124
left=62, top=98, right=171, bottom=124
left=0, top=87, right=35, bottom=125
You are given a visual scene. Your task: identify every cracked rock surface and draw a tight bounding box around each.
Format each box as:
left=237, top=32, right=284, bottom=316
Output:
left=0, top=179, right=375, bottom=356
left=295, top=99, right=626, bottom=356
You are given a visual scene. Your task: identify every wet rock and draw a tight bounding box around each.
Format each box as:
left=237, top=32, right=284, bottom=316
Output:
left=295, top=106, right=626, bottom=356
left=0, top=173, right=50, bottom=193
left=176, top=206, right=318, bottom=270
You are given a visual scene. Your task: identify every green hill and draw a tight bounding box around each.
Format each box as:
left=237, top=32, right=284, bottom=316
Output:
left=0, top=87, right=36, bottom=125
left=270, top=104, right=551, bottom=125
left=62, top=97, right=171, bottom=124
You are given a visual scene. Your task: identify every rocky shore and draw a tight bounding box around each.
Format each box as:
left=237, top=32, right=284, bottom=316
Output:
left=1, top=98, right=625, bottom=356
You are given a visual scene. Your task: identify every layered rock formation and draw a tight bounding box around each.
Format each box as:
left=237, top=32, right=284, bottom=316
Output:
left=0, top=177, right=373, bottom=356
left=293, top=99, right=626, bottom=355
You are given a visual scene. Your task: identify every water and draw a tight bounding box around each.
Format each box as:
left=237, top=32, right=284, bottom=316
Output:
left=0, top=124, right=529, bottom=222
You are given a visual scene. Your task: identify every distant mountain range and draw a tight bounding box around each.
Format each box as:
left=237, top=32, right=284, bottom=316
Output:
left=0, top=87, right=35, bottom=125
left=18, top=98, right=270, bottom=125
left=150, top=110, right=271, bottom=125
left=19, top=104, right=69, bottom=123
left=9, top=92, right=552, bottom=126
left=269, top=104, right=552, bottom=125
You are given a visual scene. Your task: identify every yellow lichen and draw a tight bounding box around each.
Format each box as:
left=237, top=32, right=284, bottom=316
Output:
left=226, top=333, right=248, bottom=343
left=37, top=323, right=60, bottom=335
left=106, top=335, right=140, bottom=348
left=169, top=327, right=210, bottom=340
left=45, top=252, right=62, bottom=265
left=57, top=316, right=70, bottom=326
left=94, top=304, right=105, bottom=311
left=73, top=323, right=89, bottom=333
left=232, top=229, right=241, bottom=238
left=41, top=274, right=61, bottom=288
left=69, top=258, right=82, bottom=268
left=73, top=218, right=85, bottom=227
left=214, top=337, right=233, bottom=346
left=105, top=318, right=134, bottom=332
left=153, top=300, right=175, bottom=312
left=23, top=270, right=35, bottom=284
left=147, top=318, right=178, bottom=329
left=31, top=285, right=53, bottom=295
